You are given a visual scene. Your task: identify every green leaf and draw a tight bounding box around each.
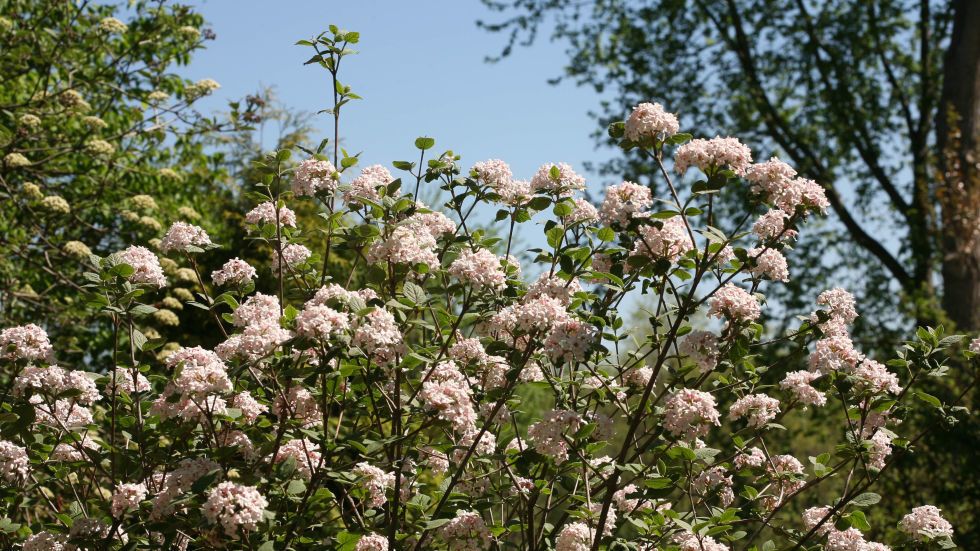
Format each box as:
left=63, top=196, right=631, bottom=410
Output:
left=414, top=137, right=435, bottom=150
left=597, top=227, right=615, bottom=242
left=845, top=511, right=871, bottom=531
left=849, top=492, right=881, bottom=507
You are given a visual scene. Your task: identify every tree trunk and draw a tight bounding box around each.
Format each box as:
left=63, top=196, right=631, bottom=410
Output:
left=938, top=0, right=980, bottom=331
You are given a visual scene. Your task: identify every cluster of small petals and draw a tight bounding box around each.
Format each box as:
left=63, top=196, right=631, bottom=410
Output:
left=824, top=528, right=868, bottom=551
left=729, top=393, right=781, bottom=428
left=544, top=319, right=598, bottom=363
left=530, top=162, right=586, bottom=195
left=212, top=258, right=257, bottom=286
left=51, top=434, right=99, bottom=462
left=449, top=249, right=507, bottom=291
left=673, top=531, right=730, bottom=551
left=802, top=506, right=835, bottom=536
left=599, top=181, right=653, bottom=226
left=273, top=387, right=321, bottom=427
left=367, top=225, right=439, bottom=269
left=630, top=218, right=694, bottom=261
left=232, top=293, right=281, bottom=327
left=734, top=446, right=767, bottom=469
left=851, top=359, right=901, bottom=395
left=345, top=164, right=391, bottom=204
left=275, top=243, right=311, bottom=274
left=111, top=482, right=147, bottom=517
left=32, top=397, right=94, bottom=428
left=420, top=361, right=477, bottom=433
left=747, top=247, right=790, bottom=281
left=708, top=284, right=761, bottom=322
left=216, top=322, right=292, bottom=362
left=693, top=465, right=734, bottom=506
left=245, top=201, right=297, bottom=228
left=900, top=505, right=954, bottom=540
left=353, top=462, right=395, bottom=508
left=23, top=531, right=69, bottom=550
left=202, top=482, right=268, bottom=537
left=970, top=337, right=980, bottom=354
left=150, top=458, right=219, bottom=518
left=753, top=209, right=797, bottom=242
left=568, top=197, right=599, bottom=223
left=471, top=159, right=512, bottom=188
left=160, top=222, right=212, bottom=253
left=274, top=438, right=321, bottom=480
left=526, top=274, right=582, bottom=306
left=356, top=533, right=389, bottom=551
left=14, top=365, right=81, bottom=400
left=167, top=346, right=231, bottom=396
left=763, top=454, right=806, bottom=509
left=555, top=522, right=593, bottom=551
left=408, top=209, right=457, bottom=237
left=116, top=246, right=167, bottom=287
left=678, top=330, right=720, bottom=373
left=295, top=304, right=349, bottom=339
left=0, top=440, right=30, bottom=484
left=449, top=336, right=490, bottom=365
left=808, top=335, right=862, bottom=375
left=625, top=102, right=679, bottom=142
left=149, top=387, right=225, bottom=423
left=780, top=370, right=827, bottom=407
left=663, top=389, right=721, bottom=439
left=352, top=308, right=404, bottom=365
left=1, top=323, right=53, bottom=361
left=528, top=409, right=583, bottom=463
left=293, top=157, right=339, bottom=196
left=230, top=391, right=267, bottom=423
left=745, top=157, right=797, bottom=198
left=867, top=430, right=893, bottom=470
left=625, top=365, right=652, bottom=387
left=675, top=136, right=752, bottom=176
left=438, top=510, right=492, bottom=550
left=814, top=287, right=859, bottom=333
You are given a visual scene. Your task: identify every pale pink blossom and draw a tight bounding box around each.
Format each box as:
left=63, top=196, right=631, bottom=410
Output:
left=867, top=430, right=892, bottom=470
left=708, top=284, right=761, bottom=322
left=353, top=462, right=395, bottom=508
left=0, top=440, right=30, bottom=484
left=672, top=531, right=730, bottom=551
left=528, top=409, right=583, bottom=462
left=625, top=102, right=679, bottom=142
left=599, top=181, right=653, bottom=226
left=274, top=243, right=312, bottom=275
left=230, top=391, right=267, bottom=424
left=166, top=346, right=231, bottom=396
left=809, top=335, right=862, bottom=374
left=530, top=162, right=586, bottom=195
left=273, top=386, right=321, bottom=427
left=202, top=482, right=268, bottom=537
left=899, top=505, right=954, bottom=540
left=352, top=308, right=404, bottom=365
left=293, top=157, right=339, bottom=196
left=675, top=136, right=752, bottom=176
left=159, top=221, right=212, bottom=253
left=23, top=531, right=68, bottom=551
left=747, top=247, right=790, bottom=281
left=1, top=323, right=53, bottom=361
left=345, top=164, right=391, bottom=205
left=471, top=159, right=512, bottom=188
left=734, top=446, right=766, bottom=469
left=232, top=293, right=281, bottom=327
left=802, top=505, right=834, bottom=536
left=678, top=330, right=720, bottom=373
left=693, top=465, right=734, bottom=506
left=630, top=218, right=694, bottom=261
left=212, top=258, right=257, bottom=286
left=295, top=304, right=350, bottom=339
left=780, top=370, right=827, bottom=407
left=107, top=368, right=150, bottom=395
left=555, top=522, right=594, bottom=551
left=356, top=533, right=389, bottom=551
left=544, top=319, right=598, bottom=363
left=449, top=248, right=507, bottom=291
left=245, top=201, right=297, bottom=228
left=274, top=438, right=321, bottom=480
left=752, top=209, right=797, bottom=242
left=116, top=245, right=167, bottom=287
left=420, top=361, right=477, bottom=434
left=111, top=482, right=147, bottom=517
left=851, top=359, right=901, bottom=395
left=526, top=274, right=582, bottom=306
left=437, top=510, right=492, bottom=550
left=663, top=389, right=721, bottom=439
left=729, top=393, right=781, bottom=428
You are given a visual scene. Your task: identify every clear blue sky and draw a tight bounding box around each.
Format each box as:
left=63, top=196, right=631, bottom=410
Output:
left=184, top=0, right=615, bottom=184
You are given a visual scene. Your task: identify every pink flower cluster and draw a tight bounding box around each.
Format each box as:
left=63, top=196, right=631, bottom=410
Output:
left=729, top=393, right=781, bottom=428
left=0, top=440, right=30, bottom=484
left=663, top=389, right=721, bottom=439
left=674, top=136, right=752, bottom=176
left=752, top=209, right=797, bottom=242
left=420, top=361, right=477, bottom=433
left=116, top=245, right=167, bottom=287
left=245, top=201, right=297, bottom=228
left=543, top=319, right=598, bottom=363
left=899, top=505, right=954, bottom=540
left=295, top=303, right=350, bottom=340
left=630, top=218, right=694, bottom=262
left=708, top=284, right=761, bottom=322
left=202, top=481, right=268, bottom=537
left=678, top=330, right=720, bottom=373
left=624, top=102, right=679, bottom=142
left=747, top=247, right=790, bottom=282
left=530, top=162, right=586, bottom=195
left=437, top=510, right=492, bottom=550
left=160, top=221, right=212, bottom=253
left=0, top=323, right=53, bottom=361
left=599, top=180, right=652, bottom=226
left=110, top=482, right=147, bottom=517
left=293, top=157, right=339, bottom=196
left=528, top=409, right=583, bottom=462
left=212, top=258, right=257, bottom=286
left=555, top=522, right=594, bottom=551
left=780, top=370, right=826, bottom=407
left=345, top=164, right=391, bottom=205
left=353, top=462, right=395, bottom=508
left=274, top=438, right=321, bottom=480
left=355, top=533, right=389, bottom=551
left=745, top=157, right=829, bottom=214
left=352, top=308, right=403, bottom=365
left=449, top=248, right=507, bottom=291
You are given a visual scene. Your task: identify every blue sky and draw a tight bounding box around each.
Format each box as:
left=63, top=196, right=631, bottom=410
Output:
left=184, top=0, right=615, bottom=184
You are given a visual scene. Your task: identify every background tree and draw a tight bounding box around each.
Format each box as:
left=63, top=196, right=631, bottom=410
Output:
left=480, top=0, right=980, bottom=545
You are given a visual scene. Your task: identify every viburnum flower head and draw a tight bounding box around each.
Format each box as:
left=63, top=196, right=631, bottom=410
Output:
left=293, top=157, right=339, bottom=196
left=345, top=164, right=392, bottom=205
left=202, top=482, right=268, bottom=537
left=678, top=330, right=720, bottom=373
left=747, top=247, right=790, bottom=282
left=753, top=209, right=798, bottom=242
left=159, top=221, right=212, bottom=253
left=356, top=533, right=389, bottom=551
left=555, top=522, right=593, bottom=551
left=530, top=162, right=586, bottom=195
left=0, top=440, right=30, bottom=484
left=274, top=438, right=321, bottom=480
left=729, top=393, right=781, bottom=428
left=780, top=370, right=827, bottom=407
left=674, top=136, right=752, bottom=176
left=899, top=505, right=954, bottom=541
left=0, top=323, right=53, bottom=361
left=353, top=462, right=395, bottom=508
left=116, top=245, right=167, bottom=287
left=111, top=482, right=147, bottom=517
left=212, top=258, right=257, bottom=287
left=708, top=284, right=761, bottom=322
left=295, top=304, right=350, bottom=339
left=662, top=389, right=721, bottom=439
left=471, top=158, right=512, bottom=188
left=448, top=248, right=508, bottom=291
left=544, top=319, right=598, bottom=363
left=624, top=102, right=679, bottom=143
left=245, top=201, right=297, bottom=228
left=437, top=510, right=492, bottom=550
left=599, top=180, right=653, bottom=226
left=630, top=217, right=695, bottom=262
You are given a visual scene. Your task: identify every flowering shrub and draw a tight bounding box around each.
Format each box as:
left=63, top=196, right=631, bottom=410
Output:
left=0, top=26, right=969, bottom=551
